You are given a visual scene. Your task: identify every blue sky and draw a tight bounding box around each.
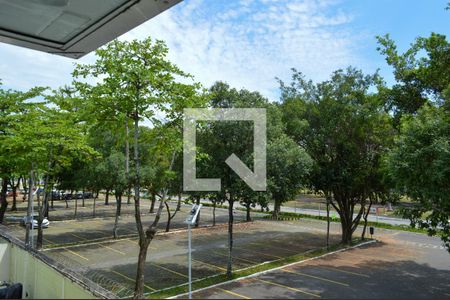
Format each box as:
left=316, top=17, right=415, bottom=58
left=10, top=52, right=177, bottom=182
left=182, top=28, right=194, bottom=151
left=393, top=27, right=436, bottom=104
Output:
left=0, top=0, right=449, bottom=101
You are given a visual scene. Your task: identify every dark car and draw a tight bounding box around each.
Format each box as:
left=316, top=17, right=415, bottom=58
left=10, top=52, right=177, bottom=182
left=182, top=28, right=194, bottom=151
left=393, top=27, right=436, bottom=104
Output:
left=51, top=191, right=61, bottom=200
left=62, top=193, right=73, bottom=200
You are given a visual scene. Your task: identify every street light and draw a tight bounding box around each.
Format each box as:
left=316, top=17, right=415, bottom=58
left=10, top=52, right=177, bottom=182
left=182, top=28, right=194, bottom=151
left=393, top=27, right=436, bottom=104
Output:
left=185, top=204, right=202, bottom=299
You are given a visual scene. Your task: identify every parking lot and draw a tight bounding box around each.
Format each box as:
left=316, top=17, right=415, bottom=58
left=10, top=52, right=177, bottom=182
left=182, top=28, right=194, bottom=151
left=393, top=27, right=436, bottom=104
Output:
left=4, top=196, right=345, bottom=298
left=39, top=218, right=341, bottom=298
left=6, top=201, right=252, bottom=247
left=189, top=230, right=450, bottom=299
left=5, top=195, right=449, bottom=299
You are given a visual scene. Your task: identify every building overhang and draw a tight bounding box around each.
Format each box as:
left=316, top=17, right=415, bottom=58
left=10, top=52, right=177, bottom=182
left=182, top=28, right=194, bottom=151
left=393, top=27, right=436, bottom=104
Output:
left=0, top=0, right=182, bottom=59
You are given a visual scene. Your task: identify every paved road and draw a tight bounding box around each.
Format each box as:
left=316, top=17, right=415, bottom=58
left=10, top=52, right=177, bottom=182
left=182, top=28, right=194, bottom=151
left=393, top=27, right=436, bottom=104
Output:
left=189, top=229, right=450, bottom=299
left=204, top=200, right=411, bottom=226
left=277, top=206, right=411, bottom=226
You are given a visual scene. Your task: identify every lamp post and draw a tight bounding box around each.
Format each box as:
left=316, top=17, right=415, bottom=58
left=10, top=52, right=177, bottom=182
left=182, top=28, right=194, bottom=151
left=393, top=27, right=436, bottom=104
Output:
left=185, top=204, right=202, bottom=299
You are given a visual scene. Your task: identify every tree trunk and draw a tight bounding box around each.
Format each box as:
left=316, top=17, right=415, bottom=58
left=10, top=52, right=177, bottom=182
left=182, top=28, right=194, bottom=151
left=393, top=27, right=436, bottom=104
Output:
left=149, top=192, right=156, bottom=213
left=11, top=177, right=18, bottom=211
left=227, top=198, right=234, bottom=279
left=326, top=193, right=331, bottom=250
left=272, top=199, right=281, bottom=219
left=125, top=119, right=130, bottom=206
left=212, top=202, right=216, bottom=227
left=132, top=115, right=146, bottom=300
left=50, top=182, right=54, bottom=210
left=36, top=195, right=44, bottom=249
left=361, top=197, right=373, bottom=240
left=22, top=176, right=28, bottom=203
left=164, top=198, right=180, bottom=233
left=134, top=239, right=150, bottom=299
left=340, top=212, right=353, bottom=245
left=36, top=218, right=44, bottom=249
left=113, top=193, right=122, bottom=239
left=74, top=196, right=78, bottom=218
left=245, top=203, right=251, bottom=222
left=331, top=193, right=358, bottom=246
left=0, top=177, right=9, bottom=224
left=131, top=114, right=177, bottom=299
left=37, top=168, right=51, bottom=250
left=127, top=187, right=132, bottom=205
left=45, top=189, right=51, bottom=218
left=25, top=169, right=34, bottom=248
left=93, top=192, right=97, bottom=218
left=176, top=193, right=182, bottom=212
left=195, top=197, right=200, bottom=228
left=105, top=189, right=110, bottom=205
left=165, top=201, right=172, bottom=232
left=82, top=189, right=85, bottom=207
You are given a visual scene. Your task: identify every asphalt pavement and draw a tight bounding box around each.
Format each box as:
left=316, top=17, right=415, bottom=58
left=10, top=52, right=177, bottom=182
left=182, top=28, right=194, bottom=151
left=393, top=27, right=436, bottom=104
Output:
left=188, top=229, right=450, bottom=299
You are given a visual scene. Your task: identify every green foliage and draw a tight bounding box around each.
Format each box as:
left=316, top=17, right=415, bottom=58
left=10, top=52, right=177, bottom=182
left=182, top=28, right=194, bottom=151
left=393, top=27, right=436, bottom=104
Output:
left=388, top=105, right=450, bottom=251
left=73, top=37, right=205, bottom=197
left=196, top=82, right=311, bottom=212
left=73, top=38, right=203, bottom=126
left=280, top=67, right=394, bottom=243
left=377, top=33, right=450, bottom=122
left=267, top=134, right=313, bottom=211
left=380, top=32, right=450, bottom=252
left=197, top=82, right=269, bottom=198
left=0, top=83, right=46, bottom=175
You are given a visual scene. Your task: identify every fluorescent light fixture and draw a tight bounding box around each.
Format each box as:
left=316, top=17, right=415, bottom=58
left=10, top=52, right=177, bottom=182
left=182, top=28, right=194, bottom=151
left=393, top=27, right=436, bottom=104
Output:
left=0, top=0, right=182, bottom=59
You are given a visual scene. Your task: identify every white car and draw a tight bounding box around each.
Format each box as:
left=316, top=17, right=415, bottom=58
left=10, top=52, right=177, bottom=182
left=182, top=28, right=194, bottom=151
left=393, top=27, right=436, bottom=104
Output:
left=21, top=216, right=50, bottom=229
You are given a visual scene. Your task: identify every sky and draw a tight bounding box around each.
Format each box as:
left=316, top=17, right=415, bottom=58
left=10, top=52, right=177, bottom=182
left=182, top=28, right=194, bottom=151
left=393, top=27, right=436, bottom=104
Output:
left=0, top=0, right=449, bottom=101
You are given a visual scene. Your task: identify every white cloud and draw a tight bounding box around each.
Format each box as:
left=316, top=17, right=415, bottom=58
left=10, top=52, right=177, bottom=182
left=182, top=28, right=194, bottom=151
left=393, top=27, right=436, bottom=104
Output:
left=0, top=41, right=96, bottom=91
left=0, top=0, right=364, bottom=101
left=124, top=0, right=362, bottom=100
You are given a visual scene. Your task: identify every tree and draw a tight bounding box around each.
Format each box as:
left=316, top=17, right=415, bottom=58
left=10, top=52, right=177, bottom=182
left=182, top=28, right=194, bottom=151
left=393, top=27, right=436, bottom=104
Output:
left=197, top=82, right=268, bottom=278
left=379, top=33, right=450, bottom=251
left=31, top=103, right=96, bottom=249
left=376, top=33, right=450, bottom=124
left=388, top=105, right=450, bottom=251
left=140, top=125, right=180, bottom=233
left=268, top=134, right=313, bottom=218
left=73, top=38, right=203, bottom=299
left=197, top=82, right=309, bottom=277
left=207, top=192, right=225, bottom=226
left=0, top=81, right=45, bottom=224
left=280, top=68, right=393, bottom=244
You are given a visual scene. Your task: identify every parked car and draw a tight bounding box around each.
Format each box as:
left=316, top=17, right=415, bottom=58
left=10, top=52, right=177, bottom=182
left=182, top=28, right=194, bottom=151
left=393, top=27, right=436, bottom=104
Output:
left=74, top=191, right=93, bottom=199
left=51, top=191, right=61, bottom=200
left=21, top=216, right=50, bottom=229
left=6, top=190, right=18, bottom=197
left=62, top=193, right=73, bottom=200
left=33, top=187, right=44, bottom=196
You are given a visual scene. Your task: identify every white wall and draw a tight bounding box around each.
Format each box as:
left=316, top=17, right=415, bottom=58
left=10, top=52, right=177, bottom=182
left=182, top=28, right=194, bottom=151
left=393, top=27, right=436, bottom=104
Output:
left=0, top=237, right=97, bottom=299
left=0, top=238, right=11, bottom=282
